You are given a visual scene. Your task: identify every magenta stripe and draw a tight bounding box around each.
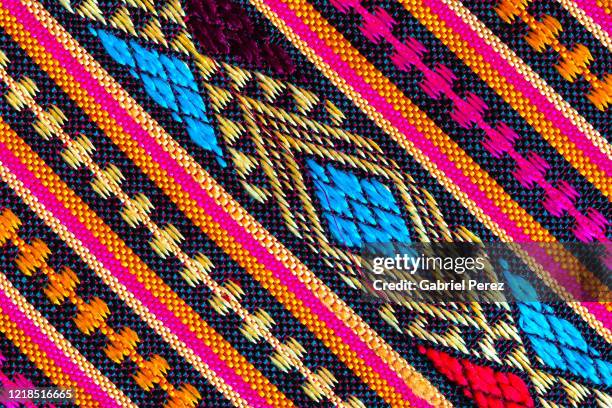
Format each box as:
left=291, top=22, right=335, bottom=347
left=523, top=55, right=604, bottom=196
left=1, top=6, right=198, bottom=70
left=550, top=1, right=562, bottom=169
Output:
left=582, top=302, right=612, bottom=328
left=0, top=140, right=271, bottom=407
left=264, top=0, right=533, bottom=242
left=420, top=0, right=611, bottom=175
left=573, top=0, right=612, bottom=35
left=205, top=0, right=612, bottom=331
left=416, top=1, right=612, bottom=329
left=9, top=0, right=609, bottom=400
left=1, top=1, right=439, bottom=405
left=0, top=274, right=120, bottom=407
left=4, top=1, right=608, bottom=406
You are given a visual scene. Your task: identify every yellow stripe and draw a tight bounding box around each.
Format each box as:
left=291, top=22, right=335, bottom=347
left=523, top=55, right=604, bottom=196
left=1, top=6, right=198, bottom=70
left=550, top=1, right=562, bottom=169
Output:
left=421, top=0, right=611, bottom=159
left=399, top=0, right=611, bottom=198
left=1, top=1, right=453, bottom=406
left=8, top=0, right=608, bottom=405
left=556, top=0, right=612, bottom=52
left=1, top=211, right=201, bottom=407
left=278, top=0, right=612, bottom=221
left=0, top=116, right=280, bottom=408
left=9, top=0, right=609, bottom=402
left=0, top=272, right=132, bottom=407
left=0, top=57, right=348, bottom=407
left=240, top=0, right=612, bottom=330
left=507, top=243, right=612, bottom=341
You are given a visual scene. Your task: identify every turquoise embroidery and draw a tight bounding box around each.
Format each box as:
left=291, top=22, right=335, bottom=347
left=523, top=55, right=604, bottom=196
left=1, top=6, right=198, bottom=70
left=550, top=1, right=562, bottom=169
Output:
left=504, top=267, right=611, bottom=386
left=91, top=28, right=225, bottom=166
left=307, top=159, right=410, bottom=248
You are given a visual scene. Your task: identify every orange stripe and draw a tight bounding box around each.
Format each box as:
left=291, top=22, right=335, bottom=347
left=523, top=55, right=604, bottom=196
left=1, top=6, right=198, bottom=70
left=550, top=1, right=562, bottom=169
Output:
left=247, top=0, right=609, bottom=298
left=276, top=0, right=610, bottom=229
left=556, top=0, right=612, bottom=51
left=0, top=133, right=252, bottom=408
left=0, top=267, right=132, bottom=407
left=6, top=0, right=609, bottom=404
left=239, top=0, right=612, bottom=339
left=0, top=1, right=452, bottom=406
left=0, top=307, right=97, bottom=407
left=0, top=117, right=291, bottom=407
left=0, top=50, right=346, bottom=407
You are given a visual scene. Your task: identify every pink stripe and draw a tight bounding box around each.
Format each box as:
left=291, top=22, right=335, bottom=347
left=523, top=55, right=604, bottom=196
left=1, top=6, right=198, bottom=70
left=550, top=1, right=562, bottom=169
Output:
left=0, top=274, right=120, bottom=407
left=573, top=0, right=612, bottom=35
left=10, top=0, right=610, bottom=399
left=412, top=2, right=612, bottom=328
left=523, top=246, right=611, bottom=324
left=582, top=302, right=612, bottom=327
left=0, top=357, right=49, bottom=408
left=420, top=0, right=611, bottom=175
left=1, top=1, right=437, bottom=405
left=0, top=140, right=272, bottom=407
left=219, top=0, right=612, bottom=332
left=4, top=0, right=608, bottom=404
left=264, top=0, right=533, bottom=243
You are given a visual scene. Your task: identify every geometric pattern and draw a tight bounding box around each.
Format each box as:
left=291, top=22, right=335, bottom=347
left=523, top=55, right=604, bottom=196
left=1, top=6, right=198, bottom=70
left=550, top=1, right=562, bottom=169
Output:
left=307, top=159, right=411, bottom=248
left=92, top=27, right=225, bottom=165
left=0, top=0, right=608, bottom=407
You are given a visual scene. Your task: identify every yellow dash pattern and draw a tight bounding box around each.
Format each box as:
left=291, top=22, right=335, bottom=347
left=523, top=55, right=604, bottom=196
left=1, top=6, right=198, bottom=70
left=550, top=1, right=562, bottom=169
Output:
left=0, top=53, right=353, bottom=408
left=0, top=116, right=284, bottom=408
left=2, top=0, right=609, bottom=404
left=0, top=209, right=201, bottom=408
left=1, top=1, right=450, bottom=406
left=14, top=0, right=611, bottom=405
left=242, top=0, right=611, bottom=326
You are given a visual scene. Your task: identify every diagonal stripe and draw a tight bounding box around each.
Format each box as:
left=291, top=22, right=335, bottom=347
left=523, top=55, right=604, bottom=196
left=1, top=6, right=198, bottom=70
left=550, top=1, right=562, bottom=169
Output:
left=239, top=0, right=612, bottom=325
left=399, top=0, right=611, bottom=196
left=247, top=0, right=612, bottom=244
left=556, top=0, right=612, bottom=51
left=0, top=117, right=283, bottom=408
left=0, top=271, right=134, bottom=407
left=252, top=0, right=611, bottom=235
left=6, top=0, right=609, bottom=399
left=0, top=365, right=38, bottom=408
left=0, top=164, right=254, bottom=408
left=571, top=0, right=612, bottom=37
left=0, top=1, right=450, bottom=406
left=0, top=50, right=347, bottom=408
left=2, top=0, right=607, bottom=406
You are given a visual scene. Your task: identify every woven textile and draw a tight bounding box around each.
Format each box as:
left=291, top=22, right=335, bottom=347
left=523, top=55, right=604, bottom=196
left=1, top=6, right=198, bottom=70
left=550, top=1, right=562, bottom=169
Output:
left=0, top=0, right=609, bottom=407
